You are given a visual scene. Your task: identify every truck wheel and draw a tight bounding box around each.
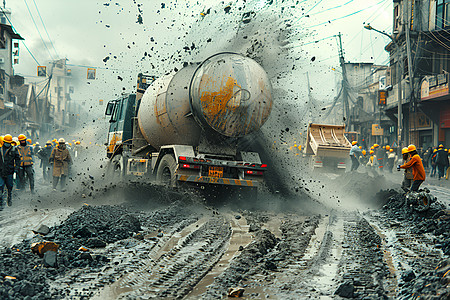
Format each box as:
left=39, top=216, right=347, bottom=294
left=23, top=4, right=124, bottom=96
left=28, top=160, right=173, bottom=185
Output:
left=156, top=154, right=177, bottom=187
left=107, top=155, right=125, bottom=179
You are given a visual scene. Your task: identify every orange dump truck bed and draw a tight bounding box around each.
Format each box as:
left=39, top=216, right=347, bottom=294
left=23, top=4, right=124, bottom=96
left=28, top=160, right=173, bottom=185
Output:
left=305, top=124, right=352, bottom=159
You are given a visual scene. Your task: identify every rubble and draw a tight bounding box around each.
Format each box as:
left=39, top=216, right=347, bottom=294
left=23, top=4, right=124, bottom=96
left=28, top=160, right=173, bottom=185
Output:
left=334, top=281, right=355, bottom=298
left=30, top=241, right=59, bottom=256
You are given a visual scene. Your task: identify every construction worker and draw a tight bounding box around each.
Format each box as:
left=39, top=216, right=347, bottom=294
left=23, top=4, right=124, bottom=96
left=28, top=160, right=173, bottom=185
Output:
left=73, top=140, right=81, bottom=159
left=387, top=148, right=396, bottom=172
left=400, top=147, right=413, bottom=192
left=349, top=141, right=362, bottom=171
left=37, top=141, right=53, bottom=182
left=398, top=144, right=426, bottom=192
left=435, top=144, right=448, bottom=180
left=366, top=150, right=377, bottom=175
left=0, top=134, right=20, bottom=209
left=49, top=138, right=72, bottom=191
left=17, top=134, right=35, bottom=193
left=359, top=150, right=368, bottom=165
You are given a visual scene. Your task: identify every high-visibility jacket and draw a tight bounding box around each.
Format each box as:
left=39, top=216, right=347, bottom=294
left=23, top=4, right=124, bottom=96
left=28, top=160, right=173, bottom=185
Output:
left=18, top=145, right=33, bottom=166
left=400, top=154, right=426, bottom=181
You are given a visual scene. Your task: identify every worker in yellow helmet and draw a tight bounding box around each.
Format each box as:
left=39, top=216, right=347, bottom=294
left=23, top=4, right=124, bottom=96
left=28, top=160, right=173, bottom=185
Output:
left=400, top=147, right=413, bottom=191
left=398, top=145, right=426, bottom=191
left=0, top=134, right=21, bottom=208
left=349, top=141, right=362, bottom=171
left=49, top=138, right=72, bottom=191
left=387, top=148, right=396, bottom=173
left=17, top=134, right=35, bottom=193
left=366, top=150, right=377, bottom=175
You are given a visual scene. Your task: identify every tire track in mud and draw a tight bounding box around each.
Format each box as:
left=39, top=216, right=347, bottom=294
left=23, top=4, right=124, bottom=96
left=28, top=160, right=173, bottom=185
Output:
left=95, top=215, right=232, bottom=299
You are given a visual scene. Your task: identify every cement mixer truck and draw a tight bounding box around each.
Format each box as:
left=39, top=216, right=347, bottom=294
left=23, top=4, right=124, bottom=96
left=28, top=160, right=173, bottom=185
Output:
left=104, top=53, right=273, bottom=194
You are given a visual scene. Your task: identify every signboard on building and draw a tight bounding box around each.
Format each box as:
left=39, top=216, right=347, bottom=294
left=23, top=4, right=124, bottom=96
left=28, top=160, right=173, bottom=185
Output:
left=37, top=66, right=46, bottom=77
left=87, top=68, right=96, bottom=80
left=409, top=112, right=432, bottom=130
left=421, top=74, right=449, bottom=101
left=379, top=90, right=386, bottom=105
left=372, top=124, right=384, bottom=136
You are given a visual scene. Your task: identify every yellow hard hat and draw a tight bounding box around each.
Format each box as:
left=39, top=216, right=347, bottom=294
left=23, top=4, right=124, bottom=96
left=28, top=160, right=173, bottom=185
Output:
left=389, top=149, right=393, bottom=152
left=407, top=144, right=416, bottom=152
left=370, top=150, right=374, bottom=154
left=374, top=144, right=379, bottom=148
left=382, top=146, right=385, bottom=149
left=18, top=134, right=27, bottom=141
left=0, top=136, right=3, bottom=144
left=359, top=146, right=362, bottom=149
left=370, top=146, right=374, bottom=150
left=433, top=149, right=438, bottom=153
left=52, top=139, right=57, bottom=142
left=402, top=147, right=409, bottom=154
left=69, top=143, right=72, bottom=146
left=76, top=141, right=81, bottom=145
left=439, top=144, right=444, bottom=148
left=362, top=150, right=366, bottom=155
left=352, top=141, right=357, bottom=146
left=386, top=145, right=390, bottom=150
left=4, top=134, right=12, bottom=143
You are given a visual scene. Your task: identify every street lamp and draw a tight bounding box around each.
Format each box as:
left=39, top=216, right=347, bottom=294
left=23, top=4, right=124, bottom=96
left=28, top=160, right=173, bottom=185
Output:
left=364, top=24, right=403, bottom=151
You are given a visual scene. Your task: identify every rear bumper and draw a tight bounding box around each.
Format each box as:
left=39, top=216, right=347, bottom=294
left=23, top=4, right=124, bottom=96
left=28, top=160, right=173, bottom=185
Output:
left=177, top=175, right=258, bottom=187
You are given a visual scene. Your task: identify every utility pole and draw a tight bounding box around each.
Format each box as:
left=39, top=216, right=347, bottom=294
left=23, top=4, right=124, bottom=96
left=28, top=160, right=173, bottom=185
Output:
left=337, top=32, right=350, bottom=129
left=405, top=0, right=415, bottom=145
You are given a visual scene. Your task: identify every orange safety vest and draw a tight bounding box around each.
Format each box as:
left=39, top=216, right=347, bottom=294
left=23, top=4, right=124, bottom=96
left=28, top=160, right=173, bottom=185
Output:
left=18, top=145, right=33, bottom=166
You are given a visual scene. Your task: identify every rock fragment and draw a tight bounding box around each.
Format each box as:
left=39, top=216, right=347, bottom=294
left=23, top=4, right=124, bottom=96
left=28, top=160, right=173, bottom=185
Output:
left=43, top=251, right=57, bottom=268
left=32, top=225, right=50, bottom=236
left=335, top=281, right=354, bottom=298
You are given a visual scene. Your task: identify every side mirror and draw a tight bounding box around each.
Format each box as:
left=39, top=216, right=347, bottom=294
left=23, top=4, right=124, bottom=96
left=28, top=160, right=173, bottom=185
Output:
left=105, top=102, right=115, bottom=116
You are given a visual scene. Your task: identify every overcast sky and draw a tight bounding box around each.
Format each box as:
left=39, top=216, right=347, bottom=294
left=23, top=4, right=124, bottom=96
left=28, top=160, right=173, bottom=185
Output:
left=5, top=0, right=393, bottom=110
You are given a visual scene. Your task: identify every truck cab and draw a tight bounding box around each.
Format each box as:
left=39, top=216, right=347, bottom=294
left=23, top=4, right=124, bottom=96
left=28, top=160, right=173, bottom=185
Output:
left=105, top=94, right=135, bottom=158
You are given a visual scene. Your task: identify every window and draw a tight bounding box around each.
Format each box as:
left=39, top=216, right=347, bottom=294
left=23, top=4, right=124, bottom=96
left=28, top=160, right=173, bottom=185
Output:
left=436, top=0, right=450, bottom=29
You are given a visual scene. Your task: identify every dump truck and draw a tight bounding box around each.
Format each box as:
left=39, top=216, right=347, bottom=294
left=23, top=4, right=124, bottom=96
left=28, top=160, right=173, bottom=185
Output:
left=304, top=123, right=352, bottom=171
left=104, top=52, right=273, bottom=194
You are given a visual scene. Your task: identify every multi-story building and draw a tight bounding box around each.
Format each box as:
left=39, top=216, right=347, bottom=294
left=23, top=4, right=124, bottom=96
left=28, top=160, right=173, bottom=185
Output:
left=382, top=0, right=450, bottom=150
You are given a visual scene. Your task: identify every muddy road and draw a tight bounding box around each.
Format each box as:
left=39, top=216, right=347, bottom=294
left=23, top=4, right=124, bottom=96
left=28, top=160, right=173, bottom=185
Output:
left=0, top=173, right=449, bottom=300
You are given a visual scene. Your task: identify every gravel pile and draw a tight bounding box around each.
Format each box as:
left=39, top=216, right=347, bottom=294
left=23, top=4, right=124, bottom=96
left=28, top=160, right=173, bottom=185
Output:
left=377, top=189, right=450, bottom=299
left=0, top=205, right=142, bottom=299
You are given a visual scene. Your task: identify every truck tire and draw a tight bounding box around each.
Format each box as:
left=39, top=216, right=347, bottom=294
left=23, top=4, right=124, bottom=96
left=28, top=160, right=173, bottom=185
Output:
left=156, top=154, right=177, bottom=187
left=107, top=154, right=125, bottom=179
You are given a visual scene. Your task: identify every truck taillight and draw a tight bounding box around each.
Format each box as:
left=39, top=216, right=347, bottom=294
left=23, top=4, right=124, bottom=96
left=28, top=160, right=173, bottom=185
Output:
left=245, top=170, right=263, bottom=175
left=179, top=156, right=187, bottom=161
left=261, top=164, right=268, bottom=168
left=180, top=164, right=200, bottom=169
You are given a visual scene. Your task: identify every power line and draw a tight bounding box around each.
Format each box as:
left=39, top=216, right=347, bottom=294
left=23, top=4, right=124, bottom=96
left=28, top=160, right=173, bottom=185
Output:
left=31, top=0, right=59, bottom=59
left=23, top=0, right=54, bottom=60
left=292, top=0, right=324, bottom=25
left=0, top=6, right=41, bottom=66
left=305, top=0, right=387, bottom=29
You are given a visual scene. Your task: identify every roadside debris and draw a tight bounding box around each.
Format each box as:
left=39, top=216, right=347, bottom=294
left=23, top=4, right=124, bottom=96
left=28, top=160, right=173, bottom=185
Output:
left=30, top=241, right=59, bottom=256
left=228, top=287, right=245, bottom=297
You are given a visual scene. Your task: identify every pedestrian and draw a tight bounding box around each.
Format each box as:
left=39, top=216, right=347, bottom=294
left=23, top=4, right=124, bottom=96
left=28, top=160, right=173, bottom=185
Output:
left=430, top=149, right=438, bottom=177
left=398, top=144, right=426, bottom=192
left=37, top=141, right=53, bottom=182
left=17, top=134, right=35, bottom=193
left=49, top=138, right=72, bottom=191
left=0, top=134, right=21, bottom=209
left=422, top=147, right=432, bottom=172
left=349, top=141, right=362, bottom=171
left=400, top=147, right=413, bottom=192
left=435, top=144, right=448, bottom=180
